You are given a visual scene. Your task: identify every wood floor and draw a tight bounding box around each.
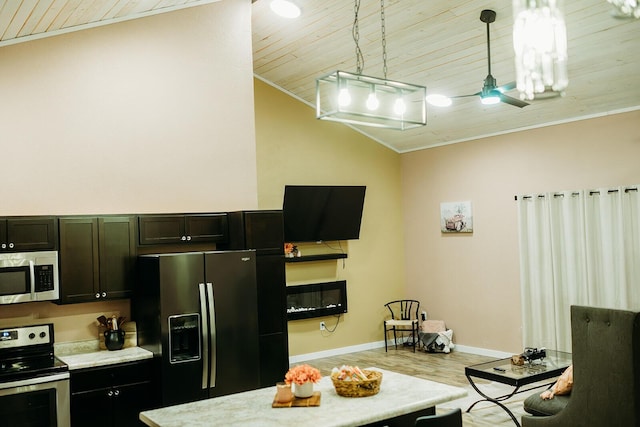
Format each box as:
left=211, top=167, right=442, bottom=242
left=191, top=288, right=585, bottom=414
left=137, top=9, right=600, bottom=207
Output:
left=299, top=346, right=534, bottom=427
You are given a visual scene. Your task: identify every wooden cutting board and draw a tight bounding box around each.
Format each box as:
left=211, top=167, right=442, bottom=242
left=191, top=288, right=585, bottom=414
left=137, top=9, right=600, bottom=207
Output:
left=272, top=391, right=321, bottom=407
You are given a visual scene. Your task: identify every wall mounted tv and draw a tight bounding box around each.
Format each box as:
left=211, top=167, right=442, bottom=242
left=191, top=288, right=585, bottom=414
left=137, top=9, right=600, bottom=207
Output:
left=283, top=185, right=366, bottom=243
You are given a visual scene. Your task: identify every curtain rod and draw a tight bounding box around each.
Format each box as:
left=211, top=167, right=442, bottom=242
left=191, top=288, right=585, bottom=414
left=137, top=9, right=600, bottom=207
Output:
left=515, top=187, right=638, bottom=201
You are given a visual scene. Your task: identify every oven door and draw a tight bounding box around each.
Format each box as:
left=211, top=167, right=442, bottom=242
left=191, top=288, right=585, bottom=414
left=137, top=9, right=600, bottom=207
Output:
left=0, top=372, right=70, bottom=427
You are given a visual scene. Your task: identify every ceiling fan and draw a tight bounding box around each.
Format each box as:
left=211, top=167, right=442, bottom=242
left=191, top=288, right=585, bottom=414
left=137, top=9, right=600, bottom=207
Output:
left=453, top=9, right=529, bottom=108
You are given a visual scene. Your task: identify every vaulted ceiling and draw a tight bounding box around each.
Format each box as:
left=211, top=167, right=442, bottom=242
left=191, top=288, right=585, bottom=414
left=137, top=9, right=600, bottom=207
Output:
left=252, top=0, right=640, bottom=152
left=1, top=0, right=638, bottom=153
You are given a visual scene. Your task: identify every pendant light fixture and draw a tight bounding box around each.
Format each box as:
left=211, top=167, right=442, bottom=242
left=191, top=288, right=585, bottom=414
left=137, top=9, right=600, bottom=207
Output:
left=607, top=0, right=640, bottom=18
left=512, top=0, right=568, bottom=101
left=316, top=0, right=426, bottom=130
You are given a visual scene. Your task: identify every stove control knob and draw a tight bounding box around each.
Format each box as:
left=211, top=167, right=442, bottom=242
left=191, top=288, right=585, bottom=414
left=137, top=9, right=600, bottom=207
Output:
left=40, top=332, right=47, bottom=338
left=29, top=333, right=35, bottom=339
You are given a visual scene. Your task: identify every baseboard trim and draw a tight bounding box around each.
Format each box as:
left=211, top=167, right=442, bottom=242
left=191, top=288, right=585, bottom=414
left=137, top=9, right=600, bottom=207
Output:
left=289, top=341, right=512, bottom=364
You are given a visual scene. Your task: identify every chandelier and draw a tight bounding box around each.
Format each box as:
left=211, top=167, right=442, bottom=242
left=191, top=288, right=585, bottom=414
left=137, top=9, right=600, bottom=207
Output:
left=316, top=0, right=426, bottom=130
left=512, top=0, right=569, bottom=101
left=607, top=0, right=640, bottom=18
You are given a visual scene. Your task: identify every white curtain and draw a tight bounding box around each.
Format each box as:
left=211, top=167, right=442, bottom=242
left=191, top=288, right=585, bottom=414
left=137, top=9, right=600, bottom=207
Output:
left=517, top=186, right=640, bottom=352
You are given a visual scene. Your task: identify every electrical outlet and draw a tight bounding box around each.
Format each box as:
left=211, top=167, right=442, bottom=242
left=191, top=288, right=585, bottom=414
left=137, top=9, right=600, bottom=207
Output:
left=320, top=321, right=326, bottom=331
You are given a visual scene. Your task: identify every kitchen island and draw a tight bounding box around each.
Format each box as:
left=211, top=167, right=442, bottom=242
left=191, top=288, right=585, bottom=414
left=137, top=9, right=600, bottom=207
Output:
left=139, top=367, right=466, bottom=427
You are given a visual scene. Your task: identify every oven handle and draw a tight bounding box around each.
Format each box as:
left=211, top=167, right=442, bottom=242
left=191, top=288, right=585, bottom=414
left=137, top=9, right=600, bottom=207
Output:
left=29, top=260, right=36, bottom=299
left=0, top=372, right=70, bottom=390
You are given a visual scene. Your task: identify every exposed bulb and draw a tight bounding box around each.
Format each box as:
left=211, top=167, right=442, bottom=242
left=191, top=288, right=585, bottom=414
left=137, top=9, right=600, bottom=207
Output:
left=366, top=93, right=379, bottom=110
left=394, top=98, right=406, bottom=115
left=338, top=88, right=351, bottom=107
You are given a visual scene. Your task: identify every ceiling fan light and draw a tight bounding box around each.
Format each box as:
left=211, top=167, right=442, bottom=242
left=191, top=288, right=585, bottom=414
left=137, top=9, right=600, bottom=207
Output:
left=512, top=0, right=568, bottom=100
left=269, top=0, right=301, bottom=19
left=426, top=94, right=452, bottom=107
left=481, top=95, right=501, bottom=105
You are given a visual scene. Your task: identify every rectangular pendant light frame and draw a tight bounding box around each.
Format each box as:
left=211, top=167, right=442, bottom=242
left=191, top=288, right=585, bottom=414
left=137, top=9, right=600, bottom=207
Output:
left=316, top=70, right=427, bottom=130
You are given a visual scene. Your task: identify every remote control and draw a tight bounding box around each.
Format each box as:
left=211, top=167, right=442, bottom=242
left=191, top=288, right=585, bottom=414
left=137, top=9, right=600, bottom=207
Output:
left=493, top=367, right=506, bottom=372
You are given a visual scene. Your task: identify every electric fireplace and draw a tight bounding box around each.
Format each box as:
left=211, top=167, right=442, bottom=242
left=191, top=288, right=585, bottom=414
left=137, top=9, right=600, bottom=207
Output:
left=286, top=280, right=347, bottom=320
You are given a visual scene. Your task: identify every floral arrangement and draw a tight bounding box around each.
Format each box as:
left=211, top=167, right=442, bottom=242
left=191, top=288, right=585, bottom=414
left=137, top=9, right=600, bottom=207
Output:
left=284, top=243, right=299, bottom=258
left=284, top=364, right=322, bottom=385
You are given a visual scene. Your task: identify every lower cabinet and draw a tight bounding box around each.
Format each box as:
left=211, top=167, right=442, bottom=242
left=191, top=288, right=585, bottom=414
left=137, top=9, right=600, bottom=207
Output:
left=70, top=360, right=157, bottom=427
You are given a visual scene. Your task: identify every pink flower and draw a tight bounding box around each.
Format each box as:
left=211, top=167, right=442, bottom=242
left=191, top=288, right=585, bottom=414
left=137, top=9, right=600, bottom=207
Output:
left=284, top=364, right=322, bottom=385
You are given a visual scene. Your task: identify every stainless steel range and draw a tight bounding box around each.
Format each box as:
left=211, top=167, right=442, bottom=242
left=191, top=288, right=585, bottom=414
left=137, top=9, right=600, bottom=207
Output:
left=0, top=323, right=70, bottom=427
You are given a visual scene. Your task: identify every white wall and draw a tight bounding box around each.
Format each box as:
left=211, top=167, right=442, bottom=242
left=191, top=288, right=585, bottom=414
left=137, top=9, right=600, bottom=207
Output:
left=0, top=0, right=257, bottom=216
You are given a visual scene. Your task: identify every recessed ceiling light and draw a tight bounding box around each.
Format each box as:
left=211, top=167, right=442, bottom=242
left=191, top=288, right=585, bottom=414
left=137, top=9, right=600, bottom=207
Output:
left=270, top=0, right=301, bottom=19
left=426, top=94, right=452, bottom=107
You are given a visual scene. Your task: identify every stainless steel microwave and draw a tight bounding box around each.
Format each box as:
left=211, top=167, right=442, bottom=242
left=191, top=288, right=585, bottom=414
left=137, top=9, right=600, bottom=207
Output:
left=0, top=251, right=59, bottom=304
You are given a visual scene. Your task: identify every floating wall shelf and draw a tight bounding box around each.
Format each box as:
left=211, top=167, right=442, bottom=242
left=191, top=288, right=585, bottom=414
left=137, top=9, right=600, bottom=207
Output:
left=284, top=253, right=347, bottom=263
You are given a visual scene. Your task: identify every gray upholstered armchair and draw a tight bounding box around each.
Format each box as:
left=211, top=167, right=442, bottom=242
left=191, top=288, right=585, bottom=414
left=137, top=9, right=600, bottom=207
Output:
left=521, top=305, right=640, bottom=427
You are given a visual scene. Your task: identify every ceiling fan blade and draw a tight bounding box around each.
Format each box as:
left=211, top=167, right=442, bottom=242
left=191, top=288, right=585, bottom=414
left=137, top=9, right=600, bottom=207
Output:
left=499, top=93, right=529, bottom=108
left=498, top=81, right=517, bottom=92
left=451, top=92, right=481, bottom=99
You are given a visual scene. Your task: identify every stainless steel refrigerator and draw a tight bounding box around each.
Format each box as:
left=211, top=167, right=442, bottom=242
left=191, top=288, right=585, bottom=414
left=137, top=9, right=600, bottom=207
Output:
left=134, top=250, right=260, bottom=407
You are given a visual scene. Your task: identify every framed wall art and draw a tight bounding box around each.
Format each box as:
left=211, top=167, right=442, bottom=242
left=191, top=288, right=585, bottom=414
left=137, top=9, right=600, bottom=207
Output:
left=440, top=201, right=473, bottom=233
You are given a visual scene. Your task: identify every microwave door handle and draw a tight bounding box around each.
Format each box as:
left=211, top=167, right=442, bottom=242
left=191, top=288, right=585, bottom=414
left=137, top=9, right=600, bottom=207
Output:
left=206, top=282, right=216, bottom=389
left=199, top=283, right=208, bottom=390
left=29, top=260, right=36, bottom=299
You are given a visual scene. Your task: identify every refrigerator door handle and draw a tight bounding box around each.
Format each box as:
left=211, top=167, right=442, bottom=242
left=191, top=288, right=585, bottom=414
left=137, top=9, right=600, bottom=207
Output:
left=206, top=282, right=217, bottom=388
left=199, top=282, right=209, bottom=390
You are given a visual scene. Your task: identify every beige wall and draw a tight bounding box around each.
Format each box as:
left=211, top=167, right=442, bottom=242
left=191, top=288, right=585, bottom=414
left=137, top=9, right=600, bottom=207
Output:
left=0, top=1, right=256, bottom=216
left=0, top=1, right=257, bottom=341
left=254, top=79, right=407, bottom=356
left=402, top=109, right=640, bottom=353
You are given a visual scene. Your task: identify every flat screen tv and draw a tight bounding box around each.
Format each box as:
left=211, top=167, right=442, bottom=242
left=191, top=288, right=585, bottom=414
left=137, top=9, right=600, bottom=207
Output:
left=283, top=185, right=366, bottom=242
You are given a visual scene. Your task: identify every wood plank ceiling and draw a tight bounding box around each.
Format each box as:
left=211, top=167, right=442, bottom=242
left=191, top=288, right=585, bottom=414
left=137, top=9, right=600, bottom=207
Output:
left=252, top=0, right=640, bottom=152
left=0, top=0, right=220, bottom=45
left=1, top=1, right=638, bottom=153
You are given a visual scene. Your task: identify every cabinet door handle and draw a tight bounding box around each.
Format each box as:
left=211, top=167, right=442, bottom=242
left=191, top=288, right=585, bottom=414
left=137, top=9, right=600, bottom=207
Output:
left=95, top=293, right=101, bottom=298
left=107, top=390, right=114, bottom=397
left=9, top=243, right=14, bottom=249
left=186, top=235, right=192, bottom=241
left=181, top=235, right=187, bottom=241
left=114, top=389, right=120, bottom=397
left=1, top=243, right=5, bottom=249
left=102, top=292, right=107, bottom=298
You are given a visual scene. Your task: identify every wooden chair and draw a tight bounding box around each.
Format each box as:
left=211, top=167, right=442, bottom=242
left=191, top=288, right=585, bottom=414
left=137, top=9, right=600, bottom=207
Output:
left=415, top=408, right=463, bottom=426
left=384, top=299, right=420, bottom=352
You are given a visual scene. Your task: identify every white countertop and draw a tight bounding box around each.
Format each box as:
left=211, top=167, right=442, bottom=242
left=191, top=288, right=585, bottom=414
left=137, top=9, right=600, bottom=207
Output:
left=57, top=346, right=153, bottom=370
left=139, top=367, right=467, bottom=427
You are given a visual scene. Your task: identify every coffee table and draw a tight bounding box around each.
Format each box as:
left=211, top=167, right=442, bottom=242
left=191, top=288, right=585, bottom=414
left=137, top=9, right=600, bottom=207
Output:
left=465, top=350, right=572, bottom=427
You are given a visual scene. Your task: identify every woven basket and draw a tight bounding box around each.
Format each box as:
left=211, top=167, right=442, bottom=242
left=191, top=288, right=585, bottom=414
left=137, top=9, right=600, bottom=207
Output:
left=331, top=370, right=382, bottom=397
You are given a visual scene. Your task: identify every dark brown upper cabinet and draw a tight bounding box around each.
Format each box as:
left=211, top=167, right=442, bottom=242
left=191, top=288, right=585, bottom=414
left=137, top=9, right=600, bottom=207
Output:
left=0, top=216, right=58, bottom=252
left=58, top=216, right=137, bottom=304
left=138, top=214, right=228, bottom=245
